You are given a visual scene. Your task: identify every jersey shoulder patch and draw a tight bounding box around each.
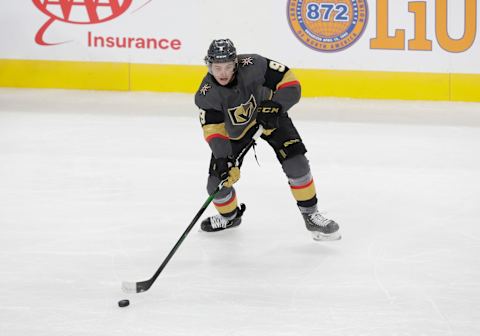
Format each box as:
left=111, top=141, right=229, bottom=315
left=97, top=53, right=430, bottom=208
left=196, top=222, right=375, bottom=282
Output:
left=237, top=54, right=266, bottom=70
left=236, top=54, right=267, bottom=86
left=196, top=74, right=213, bottom=96
left=238, top=55, right=255, bottom=68
left=199, top=83, right=211, bottom=96
left=195, top=76, right=221, bottom=111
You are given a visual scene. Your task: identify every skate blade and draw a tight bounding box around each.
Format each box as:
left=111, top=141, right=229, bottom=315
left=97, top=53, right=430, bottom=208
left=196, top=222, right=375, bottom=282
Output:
left=311, top=230, right=342, bottom=241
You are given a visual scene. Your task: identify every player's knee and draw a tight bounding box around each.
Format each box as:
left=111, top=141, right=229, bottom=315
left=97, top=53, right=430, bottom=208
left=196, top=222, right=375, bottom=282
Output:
left=275, top=141, right=307, bottom=163
left=281, top=154, right=311, bottom=178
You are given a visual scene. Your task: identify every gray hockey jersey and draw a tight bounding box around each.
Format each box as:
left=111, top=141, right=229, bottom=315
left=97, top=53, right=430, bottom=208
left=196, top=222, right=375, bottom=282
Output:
left=195, top=54, right=301, bottom=158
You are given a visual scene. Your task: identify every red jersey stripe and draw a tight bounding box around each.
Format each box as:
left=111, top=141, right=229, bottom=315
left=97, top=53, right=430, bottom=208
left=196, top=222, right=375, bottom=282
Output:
left=206, top=133, right=229, bottom=142
left=277, top=80, right=300, bottom=90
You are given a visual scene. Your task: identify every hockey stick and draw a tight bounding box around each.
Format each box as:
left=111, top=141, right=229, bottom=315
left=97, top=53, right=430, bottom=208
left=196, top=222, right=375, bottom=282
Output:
left=122, top=125, right=264, bottom=293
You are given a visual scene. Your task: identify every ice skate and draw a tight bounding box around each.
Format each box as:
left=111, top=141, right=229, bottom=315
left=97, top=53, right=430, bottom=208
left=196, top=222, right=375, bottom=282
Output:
left=302, top=211, right=341, bottom=241
left=200, top=204, right=246, bottom=232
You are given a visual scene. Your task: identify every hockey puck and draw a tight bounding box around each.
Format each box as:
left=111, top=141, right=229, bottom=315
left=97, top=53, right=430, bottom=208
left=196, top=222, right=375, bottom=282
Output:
left=118, top=299, right=130, bottom=308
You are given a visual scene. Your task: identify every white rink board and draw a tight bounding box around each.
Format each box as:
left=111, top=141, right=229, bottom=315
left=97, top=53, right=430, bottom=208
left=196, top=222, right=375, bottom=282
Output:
left=0, top=0, right=479, bottom=73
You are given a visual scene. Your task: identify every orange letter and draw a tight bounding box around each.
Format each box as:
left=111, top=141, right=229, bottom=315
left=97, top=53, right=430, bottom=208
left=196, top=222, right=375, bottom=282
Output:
left=408, top=2, right=432, bottom=50
left=436, top=0, right=477, bottom=52
left=370, top=0, right=405, bottom=49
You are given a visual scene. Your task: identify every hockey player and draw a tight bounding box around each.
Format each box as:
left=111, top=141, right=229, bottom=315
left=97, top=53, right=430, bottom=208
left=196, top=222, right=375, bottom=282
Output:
left=195, top=39, right=340, bottom=241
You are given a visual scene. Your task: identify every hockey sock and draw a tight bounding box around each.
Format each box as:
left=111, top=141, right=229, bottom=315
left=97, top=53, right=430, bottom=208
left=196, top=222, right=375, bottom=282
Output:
left=288, top=174, right=318, bottom=211
left=213, top=190, right=238, bottom=219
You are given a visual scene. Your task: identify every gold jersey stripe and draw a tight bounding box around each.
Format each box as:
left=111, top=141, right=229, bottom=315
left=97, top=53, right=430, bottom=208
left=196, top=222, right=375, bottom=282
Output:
left=203, top=123, right=228, bottom=141
left=276, top=70, right=299, bottom=90
left=203, top=121, right=259, bottom=141
left=228, top=121, right=258, bottom=141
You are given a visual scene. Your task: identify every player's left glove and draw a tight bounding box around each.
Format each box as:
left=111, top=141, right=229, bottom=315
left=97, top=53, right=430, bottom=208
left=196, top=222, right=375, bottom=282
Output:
left=256, top=100, right=283, bottom=129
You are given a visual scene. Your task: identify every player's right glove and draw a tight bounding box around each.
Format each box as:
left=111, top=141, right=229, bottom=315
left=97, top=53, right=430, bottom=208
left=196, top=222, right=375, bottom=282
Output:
left=256, top=100, right=283, bottom=129
left=212, top=157, right=240, bottom=188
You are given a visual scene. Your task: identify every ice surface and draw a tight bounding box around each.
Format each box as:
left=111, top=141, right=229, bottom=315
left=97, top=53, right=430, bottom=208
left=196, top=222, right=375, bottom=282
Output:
left=1, top=88, right=479, bottom=336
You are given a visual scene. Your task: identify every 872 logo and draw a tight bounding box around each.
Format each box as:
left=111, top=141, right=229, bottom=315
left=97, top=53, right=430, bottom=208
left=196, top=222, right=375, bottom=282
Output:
left=287, top=0, right=368, bottom=52
left=305, top=3, right=349, bottom=22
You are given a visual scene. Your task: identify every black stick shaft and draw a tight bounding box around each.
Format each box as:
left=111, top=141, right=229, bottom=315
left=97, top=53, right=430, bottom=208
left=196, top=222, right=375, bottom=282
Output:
left=135, top=126, right=263, bottom=292
left=140, top=187, right=220, bottom=291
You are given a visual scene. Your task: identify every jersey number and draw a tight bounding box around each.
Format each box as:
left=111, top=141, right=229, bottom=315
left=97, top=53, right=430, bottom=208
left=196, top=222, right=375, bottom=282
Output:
left=268, top=60, right=286, bottom=73
left=199, top=110, right=206, bottom=125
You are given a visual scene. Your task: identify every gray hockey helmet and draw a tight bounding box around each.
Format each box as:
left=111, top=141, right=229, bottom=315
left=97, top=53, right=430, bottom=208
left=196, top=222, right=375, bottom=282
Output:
left=205, top=39, right=237, bottom=64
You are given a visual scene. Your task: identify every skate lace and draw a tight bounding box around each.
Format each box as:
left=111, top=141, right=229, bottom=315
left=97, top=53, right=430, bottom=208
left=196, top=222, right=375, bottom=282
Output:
left=210, top=214, right=229, bottom=229
left=309, top=212, right=332, bottom=227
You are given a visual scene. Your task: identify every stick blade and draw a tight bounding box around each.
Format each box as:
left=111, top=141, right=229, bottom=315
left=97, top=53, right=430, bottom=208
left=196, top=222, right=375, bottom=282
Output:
left=121, top=281, right=138, bottom=293
left=122, top=280, right=152, bottom=293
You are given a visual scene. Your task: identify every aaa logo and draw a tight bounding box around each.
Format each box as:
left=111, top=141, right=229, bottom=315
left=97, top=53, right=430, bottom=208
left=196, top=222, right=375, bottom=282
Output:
left=33, top=0, right=133, bottom=45
left=287, top=0, right=368, bottom=52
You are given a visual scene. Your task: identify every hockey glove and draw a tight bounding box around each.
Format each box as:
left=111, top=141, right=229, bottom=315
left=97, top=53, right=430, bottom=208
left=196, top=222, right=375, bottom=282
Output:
left=256, top=100, right=283, bottom=129
left=212, top=157, right=240, bottom=188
